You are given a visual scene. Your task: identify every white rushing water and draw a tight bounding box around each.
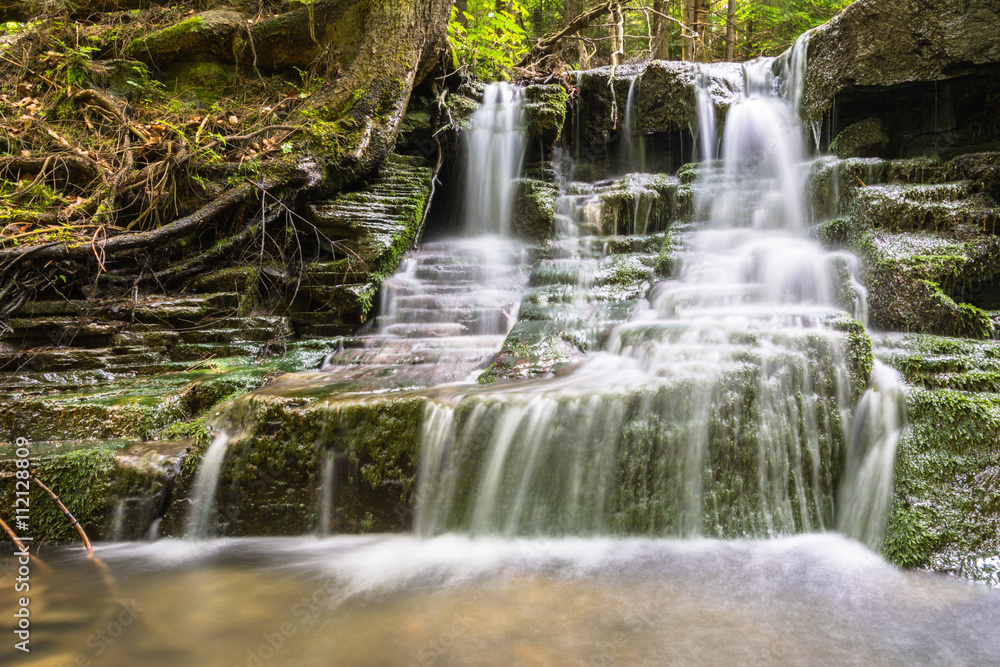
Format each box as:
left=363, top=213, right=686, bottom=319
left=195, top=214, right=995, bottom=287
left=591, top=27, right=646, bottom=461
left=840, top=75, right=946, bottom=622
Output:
left=693, top=64, right=717, bottom=162
left=314, top=82, right=530, bottom=391
left=415, top=54, right=901, bottom=545
left=623, top=73, right=647, bottom=172
left=464, top=82, right=526, bottom=236
left=836, top=360, right=907, bottom=548
left=185, top=430, right=230, bottom=539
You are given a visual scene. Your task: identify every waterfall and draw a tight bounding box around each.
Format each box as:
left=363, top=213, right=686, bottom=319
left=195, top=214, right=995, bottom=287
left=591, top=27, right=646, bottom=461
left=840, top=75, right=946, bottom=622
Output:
left=782, top=28, right=823, bottom=150
left=414, top=55, right=904, bottom=544
left=318, top=453, right=336, bottom=537
left=622, top=74, right=646, bottom=172
left=463, top=82, right=526, bottom=236
left=317, top=85, right=530, bottom=387
left=836, top=361, right=906, bottom=549
left=693, top=65, right=717, bottom=162
left=185, top=430, right=229, bottom=539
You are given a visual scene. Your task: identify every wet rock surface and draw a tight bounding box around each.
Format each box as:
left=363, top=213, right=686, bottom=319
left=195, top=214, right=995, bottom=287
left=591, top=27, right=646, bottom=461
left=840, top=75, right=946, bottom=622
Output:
left=810, top=153, right=1000, bottom=339
left=803, top=0, right=1000, bottom=156
left=875, top=334, right=1000, bottom=583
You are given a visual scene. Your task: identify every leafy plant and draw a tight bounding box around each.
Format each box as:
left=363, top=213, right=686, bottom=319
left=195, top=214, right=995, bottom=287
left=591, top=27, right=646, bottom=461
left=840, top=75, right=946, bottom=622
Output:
left=44, top=39, right=98, bottom=88
left=448, top=2, right=528, bottom=80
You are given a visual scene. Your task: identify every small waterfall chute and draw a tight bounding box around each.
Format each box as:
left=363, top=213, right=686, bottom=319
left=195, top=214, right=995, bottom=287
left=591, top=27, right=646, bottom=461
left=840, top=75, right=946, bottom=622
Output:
left=836, top=361, right=907, bottom=549
left=185, top=430, right=230, bottom=539
left=463, top=82, right=526, bottom=237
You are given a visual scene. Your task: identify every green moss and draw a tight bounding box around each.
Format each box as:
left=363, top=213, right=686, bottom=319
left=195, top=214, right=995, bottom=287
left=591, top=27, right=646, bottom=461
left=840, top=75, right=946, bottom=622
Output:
left=522, top=84, right=569, bottom=143
left=127, top=16, right=204, bottom=54
left=511, top=179, right=557, bottom=242
left=830, top=117, right=890, bottom=159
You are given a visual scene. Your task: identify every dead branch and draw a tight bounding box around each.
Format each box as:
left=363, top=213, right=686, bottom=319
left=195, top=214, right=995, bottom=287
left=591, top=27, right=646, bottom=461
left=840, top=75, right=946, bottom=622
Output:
left=31, top=476, right=93, bottom=551
left=518, top=1, right=619, bottom=67
left=0, top=155, right=100, bottom=182
left=0, top=515, right=29, bottom=552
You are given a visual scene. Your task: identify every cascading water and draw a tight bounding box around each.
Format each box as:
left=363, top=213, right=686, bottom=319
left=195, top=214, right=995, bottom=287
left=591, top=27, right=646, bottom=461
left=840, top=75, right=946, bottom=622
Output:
left=415, top=58, right=902, bottom=545
left=185, top=430, right=229, bottom=538
left=623, top=74, right=646, bottom=172
left=313, top=83, right=529, bottom=390
left=464, top=82, right=526, bottom=236
left=693, top=65, right=717, bottom=162
left=836, top=361, right=907, bottom=548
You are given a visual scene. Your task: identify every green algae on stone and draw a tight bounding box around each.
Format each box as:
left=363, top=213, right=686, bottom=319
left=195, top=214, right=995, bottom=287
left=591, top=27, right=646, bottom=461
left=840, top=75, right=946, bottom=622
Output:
left=830, top=117, right=890, bottom=159
left=873, top=334, right=1000, bottom=580
left=522, top=84, right=569, bottom=144
left=511, top=178, right=557, bottom=242
left=599, top=173, right=679, bottom=235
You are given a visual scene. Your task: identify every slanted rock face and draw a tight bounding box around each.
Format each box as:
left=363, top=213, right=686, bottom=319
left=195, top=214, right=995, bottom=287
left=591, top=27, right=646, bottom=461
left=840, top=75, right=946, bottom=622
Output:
left=803, top=0, right=1000, bottom=157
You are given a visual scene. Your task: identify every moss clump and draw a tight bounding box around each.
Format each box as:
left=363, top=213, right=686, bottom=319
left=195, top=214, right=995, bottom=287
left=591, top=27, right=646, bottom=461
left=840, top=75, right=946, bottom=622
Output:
left=511, top=178, right=557, bottom=242
left=830, top=117, right=890, bottom=159
left=162, top=60, right=232, bottom=104
left=600, top=173, right=678, bottom=235
left=882, top=388, right=1000, bottom=573
left=0, top=440, right=179, bottom=542
left=522, top=84, right=569, bottom=144
left=876, top=334, right=1000, bottom=579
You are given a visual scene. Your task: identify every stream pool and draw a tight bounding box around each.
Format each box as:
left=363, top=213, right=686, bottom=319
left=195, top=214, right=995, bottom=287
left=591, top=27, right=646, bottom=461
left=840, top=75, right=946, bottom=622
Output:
left=4, top=534, right=998, bottom=666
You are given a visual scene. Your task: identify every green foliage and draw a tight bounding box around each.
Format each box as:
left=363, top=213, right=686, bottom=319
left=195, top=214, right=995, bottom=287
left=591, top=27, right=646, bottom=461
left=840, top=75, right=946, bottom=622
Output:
left=451, top=0, right=857, bottom=75
left=46, top=39, right=97, bottom=88
left=734, top=0, right=853, bottom=58
left=448, top=1, right=529, bottom=79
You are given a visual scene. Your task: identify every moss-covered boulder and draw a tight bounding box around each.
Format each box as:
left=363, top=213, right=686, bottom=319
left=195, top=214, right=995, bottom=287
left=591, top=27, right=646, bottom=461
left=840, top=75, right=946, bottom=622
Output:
left=162, top=60, right=233, bottom=104
left=830, top=117, right=890, bottom=158
left=877, top=335, right=1000, bottom=583
left=599, top=173, right=679, bottom=235
left=522, top=84, right=569, bottom=145
left=0, top=439, right=188, bottom=543
left=808, top=153, right=1000, bottom=339
left=511, top=178, right=557, bottom=242
left=156, top=383, right=430, bottom=537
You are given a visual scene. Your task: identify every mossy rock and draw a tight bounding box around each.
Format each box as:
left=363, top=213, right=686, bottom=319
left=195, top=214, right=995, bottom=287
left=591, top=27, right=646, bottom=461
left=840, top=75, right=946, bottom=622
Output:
left=830, top=117, right=890, bottom=159
left=0, top=440, right=187, bottom=542
left=157, top=387, right=430, bottom=537
left=522, top=84, right=568, bottom=145
left=511, top=178, right=557, bottom=242
left=162, top=60, right=233, bottom=104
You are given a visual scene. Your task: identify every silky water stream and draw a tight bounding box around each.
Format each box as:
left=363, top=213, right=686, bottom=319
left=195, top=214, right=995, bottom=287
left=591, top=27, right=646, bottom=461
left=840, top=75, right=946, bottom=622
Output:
left=5, top=70, right=1000, bottom=666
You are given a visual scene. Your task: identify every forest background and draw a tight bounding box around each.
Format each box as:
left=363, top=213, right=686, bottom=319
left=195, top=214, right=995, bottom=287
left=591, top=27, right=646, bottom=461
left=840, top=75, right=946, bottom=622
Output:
left=450, top=0, right=853, bottom=78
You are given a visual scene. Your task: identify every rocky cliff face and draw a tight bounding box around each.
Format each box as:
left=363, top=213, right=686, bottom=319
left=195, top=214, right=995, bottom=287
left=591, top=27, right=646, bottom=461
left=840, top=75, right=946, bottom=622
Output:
left=802, top=0, right=1000, bottom=157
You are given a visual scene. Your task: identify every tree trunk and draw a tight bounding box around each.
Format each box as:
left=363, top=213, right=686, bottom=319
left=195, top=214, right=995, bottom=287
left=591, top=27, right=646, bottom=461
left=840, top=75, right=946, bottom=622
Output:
left=681, top=0, right=694, bottom=61
left=693, top=0, right=711, bottom=62
left=609, top=2, right=625, bottom=68
left=299, top=0, right=451, bottom=187
left=456, top=0, right=468, bottom=26
left=651, top=0, right=671, bottom=60
left=126, top=0, right=450, bottom=188
left=725, top=0, right=736, bottom=61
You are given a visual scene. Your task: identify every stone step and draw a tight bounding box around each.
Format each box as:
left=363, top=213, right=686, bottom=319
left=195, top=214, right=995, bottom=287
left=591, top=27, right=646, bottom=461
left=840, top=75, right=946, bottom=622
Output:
left=0, top=345, right=171, bottom=373
left=380, top=322, right=472, bottom=338
left=339, top=334, right=506, bottom=351
left=853, top=184, right=999, bottom=234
